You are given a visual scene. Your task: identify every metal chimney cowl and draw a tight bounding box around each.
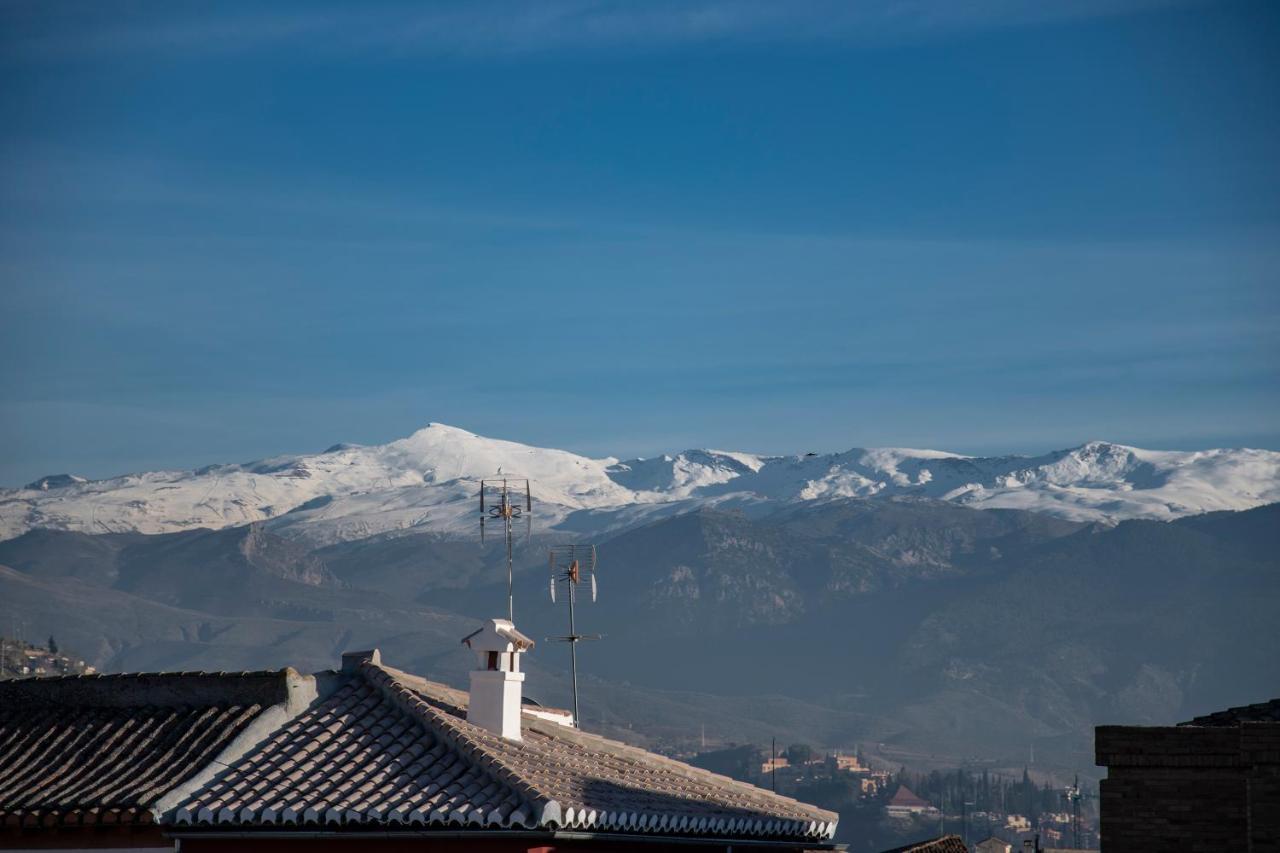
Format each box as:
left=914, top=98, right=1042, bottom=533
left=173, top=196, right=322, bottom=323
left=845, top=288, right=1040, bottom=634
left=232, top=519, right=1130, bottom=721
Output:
left=460, top=618, right=535, bottom=741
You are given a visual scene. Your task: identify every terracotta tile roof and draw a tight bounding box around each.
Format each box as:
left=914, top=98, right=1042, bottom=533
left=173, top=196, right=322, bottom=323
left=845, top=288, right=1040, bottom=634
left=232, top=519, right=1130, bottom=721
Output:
left=888, top=785, right=933, bottom=809
left=0, top=670, right=295, bottom=827
left=879, top=835, right=969, bottom=853
left=1180, top=697, right=1280, bottom=726
left=171, top=656, right=839, bottom=842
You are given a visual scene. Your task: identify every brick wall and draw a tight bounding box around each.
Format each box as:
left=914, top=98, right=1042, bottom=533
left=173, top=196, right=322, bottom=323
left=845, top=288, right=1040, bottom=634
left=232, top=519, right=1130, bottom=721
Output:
left=1243, top=723, right=1280, bottom=853
left=1096, top=723, right=1280, bottom=853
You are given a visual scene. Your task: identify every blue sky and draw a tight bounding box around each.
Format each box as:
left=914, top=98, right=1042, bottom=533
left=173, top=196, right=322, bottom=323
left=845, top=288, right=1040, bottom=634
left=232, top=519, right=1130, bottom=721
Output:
left=1, top=0, right=1277, bottom=484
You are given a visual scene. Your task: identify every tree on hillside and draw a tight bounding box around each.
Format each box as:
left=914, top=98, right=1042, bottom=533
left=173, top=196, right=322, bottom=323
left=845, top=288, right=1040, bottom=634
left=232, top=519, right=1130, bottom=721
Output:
left=786, top=743, right=813, bottom=766
left=47, top=635, right=58, bottom=655
left=1020, top=767, right=1040, bottom=824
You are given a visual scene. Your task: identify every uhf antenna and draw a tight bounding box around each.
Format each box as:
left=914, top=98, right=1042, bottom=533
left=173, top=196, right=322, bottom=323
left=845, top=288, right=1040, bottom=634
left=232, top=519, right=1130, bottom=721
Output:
left=547, top=544, right=601, bottom=728
left=480, top=478, right=532, bottom=622
left=1061, top=773, right=1095, bottom=848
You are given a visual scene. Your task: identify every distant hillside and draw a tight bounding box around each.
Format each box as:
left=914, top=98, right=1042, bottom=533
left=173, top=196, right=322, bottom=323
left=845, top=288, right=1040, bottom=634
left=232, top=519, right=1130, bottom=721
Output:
left=511, top=501, right=1280, bottom=767
left=1, top=498, right=1274, bottom=776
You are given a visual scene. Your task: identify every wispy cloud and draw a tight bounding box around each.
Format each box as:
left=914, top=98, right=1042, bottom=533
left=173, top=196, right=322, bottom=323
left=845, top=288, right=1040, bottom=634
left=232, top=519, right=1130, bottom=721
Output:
left=1, top=0, right=1201, bottom=63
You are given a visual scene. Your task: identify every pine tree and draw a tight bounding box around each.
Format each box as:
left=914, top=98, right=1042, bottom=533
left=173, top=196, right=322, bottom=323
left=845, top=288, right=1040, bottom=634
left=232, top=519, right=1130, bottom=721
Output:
left=47, top=635, right=58, bottom=655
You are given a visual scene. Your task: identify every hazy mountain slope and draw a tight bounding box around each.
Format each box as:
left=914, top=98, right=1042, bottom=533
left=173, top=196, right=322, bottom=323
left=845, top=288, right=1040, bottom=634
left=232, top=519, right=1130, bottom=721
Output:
left=1, top=495, right=1275, bottom=776
left=559, top=500, right=1086, bottom=637
left=892, top=503, right=1280, bottom=758
left=0, top=528, right=141, bottom=586
left=0, top=525, right=476, bottom=671
left=3, top=424, right=1277, bottom=545
left=512, top=501, right=1280, bottom=767
left=0, top=564, right=378, bottom=673
left=0, top=533, right=887, bottom=752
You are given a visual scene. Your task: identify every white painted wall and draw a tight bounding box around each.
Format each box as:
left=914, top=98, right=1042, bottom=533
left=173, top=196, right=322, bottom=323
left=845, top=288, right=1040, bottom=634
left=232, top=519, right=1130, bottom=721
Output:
left=468, top=669, right=525, bottom=741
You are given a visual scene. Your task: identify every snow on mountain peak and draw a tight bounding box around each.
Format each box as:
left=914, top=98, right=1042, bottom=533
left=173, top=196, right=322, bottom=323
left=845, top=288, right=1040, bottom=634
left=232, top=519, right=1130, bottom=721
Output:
left=380, top=422, right=628, bottom=502
left=22, top=473, right=88, bottom=491
left=1, top=423, right=1276, bottom=545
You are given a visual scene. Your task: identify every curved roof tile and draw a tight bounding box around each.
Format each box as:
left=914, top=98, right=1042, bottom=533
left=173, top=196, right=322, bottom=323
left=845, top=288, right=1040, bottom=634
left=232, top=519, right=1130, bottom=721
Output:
left=171, top=657, right=837, bottom=841
left=0, top=671, right=294, bottom=826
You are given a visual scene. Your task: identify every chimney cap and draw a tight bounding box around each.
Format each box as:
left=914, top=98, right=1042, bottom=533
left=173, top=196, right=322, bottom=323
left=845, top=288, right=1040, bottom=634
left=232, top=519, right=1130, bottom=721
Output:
left=461, top=619, right=535, bottom=653
left=341, top=649, right=382, bottom=673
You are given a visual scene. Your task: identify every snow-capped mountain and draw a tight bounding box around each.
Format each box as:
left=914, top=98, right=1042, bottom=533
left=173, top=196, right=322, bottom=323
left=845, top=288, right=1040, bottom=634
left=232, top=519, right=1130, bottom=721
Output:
left=2, top=423, right=1277, bottom=545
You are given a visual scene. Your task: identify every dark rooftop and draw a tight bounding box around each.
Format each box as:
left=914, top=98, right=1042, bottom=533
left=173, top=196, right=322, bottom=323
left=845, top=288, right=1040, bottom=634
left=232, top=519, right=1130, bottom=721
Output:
left=0, top=669, right=305, bottom=827
left=1180, top=697, right=1280, bottom=727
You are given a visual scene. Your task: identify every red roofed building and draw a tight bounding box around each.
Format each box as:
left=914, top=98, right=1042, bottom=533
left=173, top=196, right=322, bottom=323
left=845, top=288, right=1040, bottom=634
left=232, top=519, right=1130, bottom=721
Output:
left=878, top=836, right=968, bottom=853
left=885, top=785, right=937, bottom=819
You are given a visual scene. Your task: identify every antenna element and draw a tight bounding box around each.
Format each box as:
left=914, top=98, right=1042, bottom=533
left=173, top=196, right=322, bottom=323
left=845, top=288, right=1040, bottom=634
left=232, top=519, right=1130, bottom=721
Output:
left=480, top=478, right=532, bottom=621
left=546, top=544, right=601, bottom=728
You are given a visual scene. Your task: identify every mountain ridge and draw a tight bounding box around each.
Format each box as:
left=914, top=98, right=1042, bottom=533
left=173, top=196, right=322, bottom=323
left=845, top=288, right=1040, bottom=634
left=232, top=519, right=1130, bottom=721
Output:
left=2, top=422, right=1276, bottom=545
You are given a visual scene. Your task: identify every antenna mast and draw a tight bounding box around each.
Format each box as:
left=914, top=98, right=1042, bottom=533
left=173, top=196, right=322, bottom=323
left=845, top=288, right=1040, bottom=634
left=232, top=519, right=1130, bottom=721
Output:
left=480, top=478, right=531, bottom=621
left=1071, top=774, right=1080, bottom=849
left=547, top=543, right=601, bottom=728
left=1061, top=772, right=1094, bottom=848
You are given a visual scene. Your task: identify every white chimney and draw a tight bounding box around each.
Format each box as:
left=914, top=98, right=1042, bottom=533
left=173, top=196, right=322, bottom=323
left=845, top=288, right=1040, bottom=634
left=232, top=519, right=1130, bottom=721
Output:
left=461, top=618, right=535, bottom=741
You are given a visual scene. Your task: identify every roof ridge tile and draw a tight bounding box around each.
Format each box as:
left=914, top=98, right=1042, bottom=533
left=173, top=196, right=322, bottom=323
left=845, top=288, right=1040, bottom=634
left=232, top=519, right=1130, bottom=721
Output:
left=356, top=661, right=547, bottom=823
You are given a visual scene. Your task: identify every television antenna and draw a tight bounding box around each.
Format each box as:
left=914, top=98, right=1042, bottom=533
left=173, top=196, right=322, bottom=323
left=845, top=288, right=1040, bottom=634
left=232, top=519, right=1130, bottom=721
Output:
left=546, top=543, right=601, bottom=728
left=1061, top=773, right=1096, bottom=848
left=480, top=478, right=531, bottom=622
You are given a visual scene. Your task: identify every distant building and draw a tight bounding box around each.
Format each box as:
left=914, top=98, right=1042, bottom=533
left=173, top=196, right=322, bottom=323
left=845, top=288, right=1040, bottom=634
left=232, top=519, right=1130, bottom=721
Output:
left=1, top=625, right=839, bottom=851
left=1096, top=696, right=1280, bottom=852
left=0, top=636, right=92, bottom=679
left=830, top=751, right=865, bottom=772
left=762, top=755, right=791, bottom=774
left=1004, top=815, right=1031, bottom=831
left=886, top=785, right=936, bottom=818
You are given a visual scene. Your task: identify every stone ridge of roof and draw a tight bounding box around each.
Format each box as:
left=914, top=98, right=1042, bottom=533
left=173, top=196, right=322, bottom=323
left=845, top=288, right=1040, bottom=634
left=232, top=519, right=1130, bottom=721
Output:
left=169, top=675, right=537, bottom=831
left=0, top=669, right=299, bottom=710
left=367, top=660, right=839, bottom=840
left=358, top=660, right=557, bottom=825
left=1180, top=697, right=1280, bottom=727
